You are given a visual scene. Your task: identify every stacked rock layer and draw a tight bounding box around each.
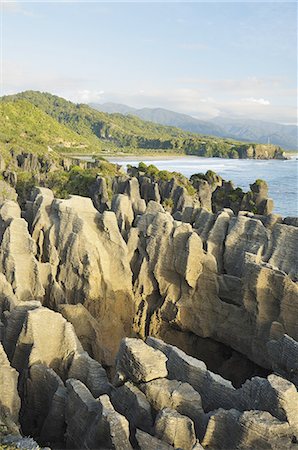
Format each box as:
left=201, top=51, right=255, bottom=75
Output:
left=0, top=172, right=297, bottom=449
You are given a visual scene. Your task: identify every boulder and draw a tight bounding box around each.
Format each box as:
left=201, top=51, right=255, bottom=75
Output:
left=68, top=351, right=111, bottom=398
left=140, top=378, right=205, bottom=438
left=115, top=338, right=168, bottom=384
left=154, top=408, right=197, bottom=450
left=111, top=381, right=153, bottom=434
left=98, top=394, right=133, bottom=449
left=135, top=429, right=174, bottom=449
left=202, top=409, right=294, bottom=450
left=147, top=338, right=236, bottom=412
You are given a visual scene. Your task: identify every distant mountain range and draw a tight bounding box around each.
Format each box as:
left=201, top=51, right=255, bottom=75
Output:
left=0, top=91, right=289, bottom=161
left=90, top=102, right=298, bottom=150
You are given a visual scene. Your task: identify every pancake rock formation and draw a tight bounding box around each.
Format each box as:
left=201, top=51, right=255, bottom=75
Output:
left=0, top=170, right=297, bottom=449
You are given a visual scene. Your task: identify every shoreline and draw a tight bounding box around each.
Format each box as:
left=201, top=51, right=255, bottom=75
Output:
left=65, top=152, right=297, bottom=162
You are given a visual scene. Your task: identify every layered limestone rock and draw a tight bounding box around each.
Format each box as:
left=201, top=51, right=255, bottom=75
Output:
left=0, top=343, right=20, bottom=423
left=135, top=429, right=174, bottom=450
left=124, top=200, right=298, bottom=380
left=0, top=204, right=44, bottom=302
left=65, top=379, right=132, bottom=450
left=115, top=338, right=168, bottom=384
left=154, top=408, right=197, bottom=450
left=23, top=364, right=66, bottom=443
left=68, top=351, right=111, bottom=398
left=202, top=409, right=294, bottom=450
left=147, top=337, right=236, bottom=412
left=0, top=177, right=298, bottom=449
left=111, top=381, right=153, bottom=435
left=111, top=193, right=135, bottom=239
left=58, top=303, right=103, bottom=362
left=113, top=176, right=146, bottom=217
left=1, top=185, right=297, bottom=382
left=0, top=181, right=17, bottom=203
left=11, top=306, right=82, bottom=378
left=267, top=333, right=298, bottom=387
left=30, top=192, right=135, bottom=366
left=139, top=378, right=205, bottom=438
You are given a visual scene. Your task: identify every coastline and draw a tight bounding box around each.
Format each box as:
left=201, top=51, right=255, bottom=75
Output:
left=65, top=150, right=297, bottom=162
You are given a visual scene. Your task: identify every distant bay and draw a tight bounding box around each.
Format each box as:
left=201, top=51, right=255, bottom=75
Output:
left=107, top=155, right=298, bottom=217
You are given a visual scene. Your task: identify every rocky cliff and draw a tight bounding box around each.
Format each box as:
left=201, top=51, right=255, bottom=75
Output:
left=0, top=166, right=297, bottom=449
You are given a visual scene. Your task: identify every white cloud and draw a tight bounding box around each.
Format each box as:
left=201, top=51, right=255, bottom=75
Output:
left=1, top=60, right=295, bottom=124
left=98, top=87, right=295, bottom=124
left=242, top=97, right=270, bottom=105
left=177, top=76, right=286, bottom=95
left=200, top=97, right=216, bottom=103
left=76, top=90, right=105, bottom=103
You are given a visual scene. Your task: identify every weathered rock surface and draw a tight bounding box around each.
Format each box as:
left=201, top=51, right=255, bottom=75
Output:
left=202, top=409, right=295, bottom=450
left=139, top=378, right=204, bottom=438
left=147, top=337, right=236, bottom=412
left=267, top=333, right=298, bottom=387
left=154, top=408, right=197, bottom=450
left=135, top=429, right=174, bottom=450
left=1, top=306, right=297, bottom=450
left=111, top=381, right=153, bottom=435
left=11, top=306, right=82, bottom=378
left=0, top=180, right=17, bottom=203
left=58, top=303, right=103, bottom=362
left=65, top=379, right=132, bottom=449
left=0, top=342, right=20, bottom=423
left=115, top=337, right=168, bottom=384
left=23, top=364, right=66, bottom=443
left=0, top=173, right=297, bottom=449
left=1, top=181, right=295, bottom=382
left=30, top=193, right=135, bottom=366
left=68, top=351, right=111, bottom=397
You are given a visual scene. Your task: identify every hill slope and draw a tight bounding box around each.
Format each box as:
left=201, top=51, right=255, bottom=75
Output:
left=1, top=91, right=287, bottom=159
left=0, top=99, right=104, bottom=163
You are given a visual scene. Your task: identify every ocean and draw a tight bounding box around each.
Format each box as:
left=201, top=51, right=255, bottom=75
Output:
left=107, top=155, right=298, bottom=217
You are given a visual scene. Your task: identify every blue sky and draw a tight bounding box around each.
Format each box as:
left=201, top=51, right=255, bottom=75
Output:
left=1, top=1, right=297, bottom=123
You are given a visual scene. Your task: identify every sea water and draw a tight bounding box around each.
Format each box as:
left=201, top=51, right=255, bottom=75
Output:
left=107, top=155, right=298, bottom=217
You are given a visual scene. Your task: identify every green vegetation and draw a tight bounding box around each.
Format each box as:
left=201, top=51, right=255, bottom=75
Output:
left=162, top=198, right=174, bottom=210
left=0, top=99, right=102, bottom=164
left=15, top=160, right=119, bottom=202
left=134, top=162, right=196, bottom=196
left=1, top=91, right=284, bottom=159
left=15, top=171, right=36, bottom=204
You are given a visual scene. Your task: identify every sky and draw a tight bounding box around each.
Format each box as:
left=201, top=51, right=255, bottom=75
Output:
left=1, top=1, right=297, bottom=124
